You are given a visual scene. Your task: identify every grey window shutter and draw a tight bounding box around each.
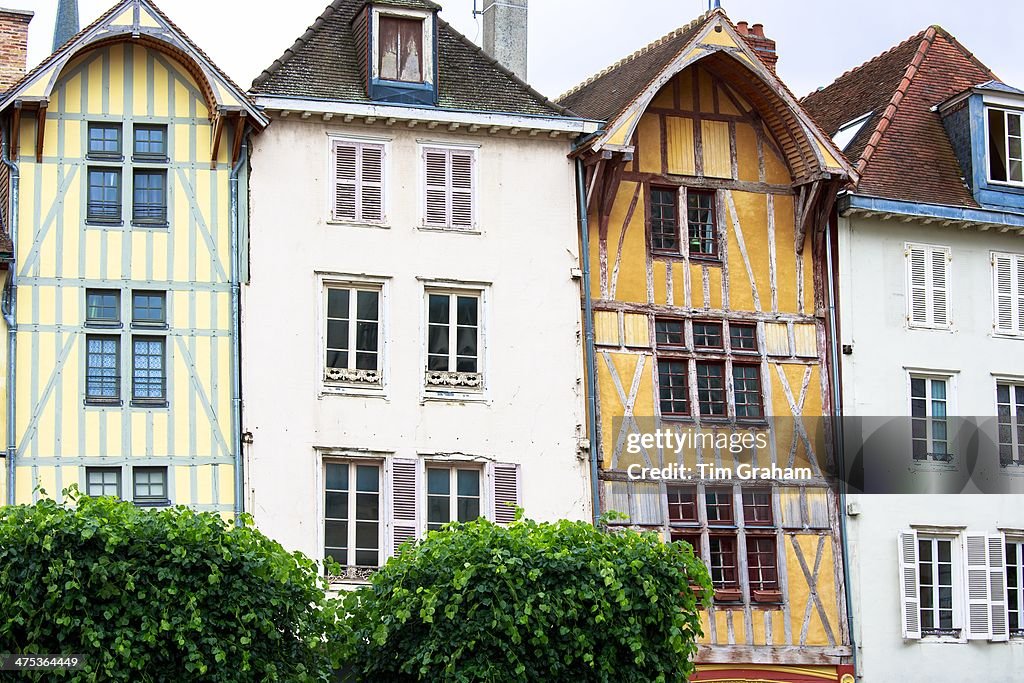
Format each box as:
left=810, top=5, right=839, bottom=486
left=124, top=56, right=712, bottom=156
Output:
left=391, top=458, right=419, bottom=555
left=989, top=533, right=1010, bottom=642
left=898, top=530, right=921, bottom=639
left=492, top=463, right=520, bottom=524
left=965, top=533, right=992, bottom=639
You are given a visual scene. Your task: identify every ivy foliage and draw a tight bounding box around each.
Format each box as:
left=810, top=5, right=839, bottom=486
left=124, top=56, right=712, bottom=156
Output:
left=343, top=515, right=711, bottom=683
left=0, top=490, right=348, bottom=682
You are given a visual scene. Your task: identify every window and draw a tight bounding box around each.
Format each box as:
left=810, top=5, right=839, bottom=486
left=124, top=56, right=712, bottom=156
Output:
left=667, top=485, right=698, bottom=524
left=730, top=323, right=757, bottom=352
left=1008, top=540, right=1024, bottom=637
left=132, top=291, right=166, bottom=327
left=85, top=335, right=119, bottom=402
left=86, top=289, right=120, bottom=326
left=324, top=462, right=381, bottom=568
left=426, top=291, right=480, bottom=382
left=650, top=187, right=679, bottom=252
left=132, top=466, right=168, bottom=505
left=705, top=487, right=734, bottom=525
left=87, top=168, right=122, bottom=223
left=687, top=190, right=718, bottom=258
left=658, top=359, right=689, bottom=417
left=331, top=140, right=385, bottom=223
left=708, top=536, right=739, bottom=590
left=87, top=123, right=121, bottom=158
left=378, top=16, right=424, bottom=82
left=988, top=107, right=1023, bottom=184
left=423, top=147, right=475, bottom=230
left=133, top=170, right=167, bottom=225
left=747, top=537, right=779, bottom=593
left=992, top=252, right=1024, bottom=336
left=696, top=361, right=727, bottom=417
left=426, top=466, right=482, bottom=531
left=133, top=124, right=167, bottom=160
left=325, top=285, right=381, bottom=384
left=132, top=337, right=165, bottom=403
left=910, top=375, right=951, bottom=462
left=86, top=467, right=121, bottom=498
left=906, top=244, right=950, bottom=329
left=732, top=365, right=763, bottom=419
left=998, top=382, right=1024, bottom=466
left=655, top=319, right=685, bottom=347
left=693, top=321, right=723, bottom=349
left=742, top=488, right=773, bottom=526
left=918, top=536, right=958, bottom=637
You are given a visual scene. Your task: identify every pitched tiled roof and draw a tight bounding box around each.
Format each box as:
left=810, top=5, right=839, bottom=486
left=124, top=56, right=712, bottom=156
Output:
left=557, top=12, right=710, bottom=121
left=801, top=26, right=997, bottom=207
left=251, top=0, right=569, bottom=118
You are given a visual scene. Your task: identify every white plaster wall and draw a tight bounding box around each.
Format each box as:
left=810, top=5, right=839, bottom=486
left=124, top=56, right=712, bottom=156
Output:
left=242, top=117, right=591, bottom=561
left=838, top=214, right=1024, bottom=680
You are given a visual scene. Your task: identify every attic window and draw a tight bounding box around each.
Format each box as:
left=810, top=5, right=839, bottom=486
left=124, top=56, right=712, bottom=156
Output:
left=832, top=112, right=871, bottom=152
left=988, top=107, right=1024, bottom=185
left=379, top=16, right=424, bottom=83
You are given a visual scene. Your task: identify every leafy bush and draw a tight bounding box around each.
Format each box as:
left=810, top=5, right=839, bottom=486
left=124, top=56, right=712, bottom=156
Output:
left=343, top=515, right=710, bottom=683
left=0, top=490, right=347, bottom=682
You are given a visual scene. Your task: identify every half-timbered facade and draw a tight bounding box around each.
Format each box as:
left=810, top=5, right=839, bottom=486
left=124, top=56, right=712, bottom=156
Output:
left=560, top=9, right=857, bottom=681
left=0, top=0, right=266, bottom=513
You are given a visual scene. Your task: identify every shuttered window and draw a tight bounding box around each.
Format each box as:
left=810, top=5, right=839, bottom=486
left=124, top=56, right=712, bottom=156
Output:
left=906, top=244, right=951, bottom=328
left=331, top=140, right=385, bottom=223
left=423, top=146, right=475, bottom=230
left=992, top=252, right=1024, bottom=336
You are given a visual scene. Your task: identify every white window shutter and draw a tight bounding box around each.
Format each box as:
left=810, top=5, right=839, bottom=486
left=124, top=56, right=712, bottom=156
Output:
left=1017, top=256, right=1024, bottom=335
left=965, top=533, right=992, bottom=639
left=930, top=248, right=950, bottom=327
left=450, top=151, right=475, bottom=229
left=424, top=148, right=449, bottom=227
left=360, top=145, right=384, bottom=222
left=994, top=254, right=1015, bottom=333
left=908, top=246, right=929, bottom=326
left=333, top=142, right=358, bottom=221
left=390, top=458, right=419, bottom=555
left=898, top=530, right=922, bottom=639
left=989, top=533, right=1010, bottom=641
left=492, top=463, right=520, bottom=524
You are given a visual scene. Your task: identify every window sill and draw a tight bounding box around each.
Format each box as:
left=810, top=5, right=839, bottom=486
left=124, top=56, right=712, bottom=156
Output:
left=132, top=156, right=169, bottom=164
left=326, top=219, right=390, bottom=230
left=131, top=222, right=169, bottom=230
left=84, top=321, right=123, bottom=330
left=84, top=399, right=123, bottom=408
left=906, top=324, right=953, bottom=332
left=690, top=256, right=723, bottom=266
left=320, top=385, right=388, bottom=400
left=131, top=323, right=169, bottom=331
left=85, top=219, right=124, bottom=228
left=86, top=154, right=124, bottom=162
left=992, top=332, right=1024, bottom=340
left=133, top=499, right=171, bottom=508
left=418, top=225, right=481, bottom=235
left=130, top=400, right=168, bottom=409
left=422, top=392, right=489, bottom=405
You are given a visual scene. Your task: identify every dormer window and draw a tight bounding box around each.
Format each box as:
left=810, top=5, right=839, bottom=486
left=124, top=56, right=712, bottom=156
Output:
left=379, top=16, right=423, bottom=83
left=988, top=107, right=1023, bottom=185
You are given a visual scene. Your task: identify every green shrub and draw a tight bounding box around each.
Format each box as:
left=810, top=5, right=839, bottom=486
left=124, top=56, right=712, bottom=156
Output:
left=343, top=515, right=710, bottom=683
left=0, top=490, right=347, bottom=682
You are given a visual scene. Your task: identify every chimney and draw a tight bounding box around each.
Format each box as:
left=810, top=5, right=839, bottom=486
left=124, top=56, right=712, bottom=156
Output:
left=53, top=0, right=79, bottom=52
left=482, top=0, right=528, bottom=82
left=739, top=21, right=778, bottom=74
left=0, top=8, right=33, bottom=94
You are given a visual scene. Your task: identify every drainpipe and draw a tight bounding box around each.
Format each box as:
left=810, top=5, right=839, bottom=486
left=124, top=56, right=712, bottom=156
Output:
left=229, top=123, right=248, bottom=524
left=1, top=122, right=19, bottom=506
left=825, top=211, right=858, bottom=676
left=574, top=158, right=601, bottom=525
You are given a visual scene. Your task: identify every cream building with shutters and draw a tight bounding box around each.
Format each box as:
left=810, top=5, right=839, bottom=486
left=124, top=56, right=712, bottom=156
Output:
left=803, top=28, right=1024, bottom=681
left=241, top=0, right=598, bottom=581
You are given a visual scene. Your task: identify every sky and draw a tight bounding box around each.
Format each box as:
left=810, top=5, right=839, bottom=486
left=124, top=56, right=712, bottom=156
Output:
left=8, top=0, right=1024, bottom=102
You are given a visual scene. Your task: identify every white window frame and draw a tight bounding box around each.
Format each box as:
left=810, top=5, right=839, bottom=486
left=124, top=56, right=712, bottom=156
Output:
left=906, top=370, right=957, bottom=466
left=1007, top=537, right=1024, bottom=637
left=421, top=280, right=488, bottom=399
left=995, top=376, right=1024, bottom=466
left=991, top=251, right=1024, bottom=338
left=326, top=133, right=391, bottom=227
left=905, top=242, right=952, bottom=330
left=319, top=455, right=386, bottom=575
left=370, top=6, right=435, bottom=86
left=917, top=533, right=965, bottom=641
left=985, top=106, right=1024, bottom=186
left=424, top=462, right=485, bottom=532
left=318, top=273, right=388, bottom=397
left=418, top=142, right=480, bottom=232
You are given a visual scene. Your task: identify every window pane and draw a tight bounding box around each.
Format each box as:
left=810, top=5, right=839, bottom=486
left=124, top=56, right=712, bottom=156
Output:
left=327, top=289, right=349, bottom=319
left=650, top=188, right=679, bottom=251
left=86, top=336, right=119, bottom=399
left=356, top=290, right=379, bottom=322
left=655, top=319, right=685, bottom=347
left=457, top=496, right=480, bottom=522
left=88, top=169, right=121, bottom=221
left=133, top=171, right=167, bottom=223
left=134, top=125, right=167, bottom=157
left=355, top=465, right=379, bottom=493
left=88, top=123, right=121, bottom=155
left=132, top=338, right=165, bottom=400
left=132, top=292, right=165, bottom=324
left=427, top=468, right=450, bottom=495
left=687, top=190, right=717, bottom=257
left=457, top=469, right=480, bottom=496
left=990, top=109, right=1009, bottom=182
left=730, top=323, right=757, bottom=351
left=693, top=322, right=723, bottom=349
left=456, top=297, right=478, bottom=326
left=325, top=463, right=348, bottom=492
left=86, top=290, right=120, bottom=323
left=379, top=17, right=423, bottom=82
left=428, top=294, right=449, bottom=324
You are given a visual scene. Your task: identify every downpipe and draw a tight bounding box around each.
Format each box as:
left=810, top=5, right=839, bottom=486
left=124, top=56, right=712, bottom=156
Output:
left=229, top=126, right=248, bottom=524
left=2, top=123, right=18, bottom=506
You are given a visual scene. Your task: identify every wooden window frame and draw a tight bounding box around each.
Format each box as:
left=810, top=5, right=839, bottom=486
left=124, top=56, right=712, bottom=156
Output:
left=686, top=189, right=720, bottom=261
left=132, top=466, right=169, bottom=507
left=908, top=372, right=954, bottom=463
left=328, top=136, right=388, bottom=226
left=373, top=10, right=431, bottom=85
left=732, top=363, right=764, bottom=420
left=323, top=459, right=383, bottom=571
left=997, top=380, right=1024, bottom=466
left=692, top=320, right=724, bottom=350
left=86, top=167, right=122, bottom=225
left=986, top=106, right=1024, bottom=186
left=85, top=289, right=121, bottom=328
left=85, top=466, right=122, bottom=499
left=323, top=281, right=384, bottom=388
left=131, top=169, right=168, bottom=227
left=423, top=285, right=485, bottom=395
left=1008, top=539, right=1024, bottom=637
left=131, top=290, right=167, bottom=329
left=87, top=122, right=122, bottom=160
left=917, top=534, right=964, bottom=639
left=425, top=464, right=483, bottom=532
left=132, top=124, right=169, bottom=162
left=657, top=358, right=690, bottom=418
left=131, top=336, right=167, bottom=406
left=667, top=484, right=698, bottom=524
left=85, top=334, right=121, bottom=405
left=728, top=322, right=758, bottom=354
left=654, top=317, right=687, bottom=349
left=649, top=186, right=681, bottom=254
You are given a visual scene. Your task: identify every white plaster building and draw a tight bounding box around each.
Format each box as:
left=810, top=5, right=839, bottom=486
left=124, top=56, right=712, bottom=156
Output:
left=804, top=27, right=1024, bottom=681
left=241, top=0, right=598, bottom=581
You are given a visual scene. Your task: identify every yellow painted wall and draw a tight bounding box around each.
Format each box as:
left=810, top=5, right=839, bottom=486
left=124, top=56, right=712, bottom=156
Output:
left=8, top=42, right=237, bottom=512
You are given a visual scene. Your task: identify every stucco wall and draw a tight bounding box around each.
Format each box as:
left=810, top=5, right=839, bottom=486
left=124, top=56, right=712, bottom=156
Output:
left=242, top=117, right=591, bottom=560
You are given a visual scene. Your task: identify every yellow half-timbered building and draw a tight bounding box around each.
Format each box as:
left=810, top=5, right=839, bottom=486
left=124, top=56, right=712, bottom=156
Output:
left=561, top=9, right=859, bottom=683
left=0, top=0, right=266, bottom=514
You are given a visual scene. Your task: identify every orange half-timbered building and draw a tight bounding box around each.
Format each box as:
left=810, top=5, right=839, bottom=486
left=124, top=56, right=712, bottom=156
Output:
left=561, top=9, right=858, bottom=682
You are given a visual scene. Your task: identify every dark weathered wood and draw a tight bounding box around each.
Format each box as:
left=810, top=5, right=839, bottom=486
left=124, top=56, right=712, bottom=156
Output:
left=230, top=112, right=247, bottom=165
left=621, top=171, right=794, bottom=196
left=34, top=105, right=46, bottom=163
left=695, top=644, right=853, bottom=665
left=210, top=113, right=225, bottom=169
left=11, top=105, right=21, bottom=162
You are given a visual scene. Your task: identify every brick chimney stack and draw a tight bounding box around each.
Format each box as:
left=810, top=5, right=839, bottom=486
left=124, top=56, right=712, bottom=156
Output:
left=0, top=8, right=33, bottom=94
left=734, top=20, right=778, bottom=74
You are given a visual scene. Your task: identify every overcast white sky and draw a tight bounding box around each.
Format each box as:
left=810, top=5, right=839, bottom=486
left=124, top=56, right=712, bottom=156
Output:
left=9, top=0, right=1024, bottom=101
